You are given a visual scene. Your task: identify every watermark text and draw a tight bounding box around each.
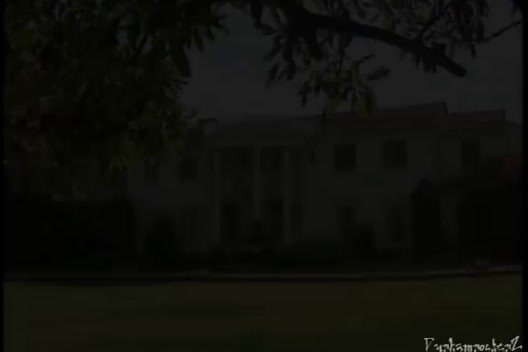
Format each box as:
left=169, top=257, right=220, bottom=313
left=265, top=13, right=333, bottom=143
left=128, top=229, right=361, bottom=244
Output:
left=424, top=336, right=523, bottom=352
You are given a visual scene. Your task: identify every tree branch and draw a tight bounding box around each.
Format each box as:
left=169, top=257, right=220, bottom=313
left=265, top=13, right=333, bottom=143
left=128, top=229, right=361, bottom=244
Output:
left=415, top=0, right=462, bottom=40
left=279, top=2, right=467, bottom=77
left=478, top=19, right=523, bottom=43
left=131, top=34, right=149, bottom=64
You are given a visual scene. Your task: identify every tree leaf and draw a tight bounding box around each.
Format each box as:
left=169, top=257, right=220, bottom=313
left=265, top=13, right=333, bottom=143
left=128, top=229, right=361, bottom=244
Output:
left=363, top=86, right=377, bottom=116
left=268, top=62, right=280, bottom=82
left=469, top=44, right=476, bottom=58
left=269, top=7, right=283, bottom=27
left=171, top=45, right=191, bottom=76
left=365, top=66, right=391, bottom=81
left=205, top=27, right=215, bottom=41
left=193, top=29, right=204, bottom=52
left=286, top=63, right=296, bottom=80
left=324, top=96, right=347, bottom=114
left=127, top=16, right=140, bottom=46
left=250, top=0, right=263, bottom=24
left=339, top=32, right=354, bottom=49
left=356, top=94, right=368, bottom=117
left=264, top=34, right=282, bottom=61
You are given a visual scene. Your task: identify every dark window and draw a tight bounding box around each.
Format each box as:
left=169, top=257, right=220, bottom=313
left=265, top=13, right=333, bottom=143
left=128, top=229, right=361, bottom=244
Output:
left=292, top=202, right=302, bottom=239
left=179, top=208, right=197, bottom=240
left=337, top=205, right=355, bottom=239
left=261, top=146, right=283, bottom=172
left=460, top=141, right=480, bottom=170
left=382, top=140, right=407, bottom=169
left=221, top=203, right=238, bottom=241
left=334, top=144, right=356, bottom=172
left=144, top=160, right=159, bottom=184
left=235, top=148, right=252, bottom=170
left=223, top=147, right=251, bottom=173
left=179, top=157, right=197, bottom=181
left=265, top=200, right=283, bottom=241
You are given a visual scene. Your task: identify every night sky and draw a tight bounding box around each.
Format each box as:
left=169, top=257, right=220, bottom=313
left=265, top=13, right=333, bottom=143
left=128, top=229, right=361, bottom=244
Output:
left=182, top=2, right=523, bottom=123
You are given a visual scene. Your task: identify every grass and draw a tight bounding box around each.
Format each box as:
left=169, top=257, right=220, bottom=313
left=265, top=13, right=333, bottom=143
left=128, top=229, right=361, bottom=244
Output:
left=4, top=275, right=522, bottom=352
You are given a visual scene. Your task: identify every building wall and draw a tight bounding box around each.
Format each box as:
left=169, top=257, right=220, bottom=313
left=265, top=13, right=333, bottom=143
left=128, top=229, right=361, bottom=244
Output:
left=126, top=116, right=522, bottom=255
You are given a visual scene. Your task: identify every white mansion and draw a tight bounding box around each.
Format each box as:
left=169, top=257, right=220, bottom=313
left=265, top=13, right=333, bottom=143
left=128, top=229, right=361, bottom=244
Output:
left=126, top=102, right=522, bottom=256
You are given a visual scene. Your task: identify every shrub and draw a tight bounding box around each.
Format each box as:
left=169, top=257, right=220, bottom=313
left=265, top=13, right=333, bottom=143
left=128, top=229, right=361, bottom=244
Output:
left=144, top=214, right=181, bottom=270
left=339, top=223, right=377, bottom=263
left=276, top=238, right=345, bottom=270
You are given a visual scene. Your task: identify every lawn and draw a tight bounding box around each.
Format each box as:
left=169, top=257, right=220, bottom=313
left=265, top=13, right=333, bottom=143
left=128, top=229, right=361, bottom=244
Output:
left=4, top=275, right=522, bottom=352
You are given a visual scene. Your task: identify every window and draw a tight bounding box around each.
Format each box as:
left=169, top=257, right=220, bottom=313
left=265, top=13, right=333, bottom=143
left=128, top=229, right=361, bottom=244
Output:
left=265, top=200, right=283, bottom=240
left=334, top=144, right=356, bottom=172
left=337, top=205, right=355, bottom=239
left=178, top=157, right=197, bottom=181
left=460, top=141, right=480, bottom=170
left=221, top=203, right=238, bottom=241
left=235, top=148, right=252, bottom=170
left=292, top=202, right=302, bottom=239
left=223, top=147, right=252, bottom=173
left=179, top=208, right=197, bottom=240
left=261, top=146, right=283, bottom=172
left=382, top=140, right=407, bottom=169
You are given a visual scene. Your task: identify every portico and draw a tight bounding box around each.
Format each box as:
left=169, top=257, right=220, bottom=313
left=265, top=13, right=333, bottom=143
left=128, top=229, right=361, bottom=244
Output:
left=210, top=144, right=295, bottom=245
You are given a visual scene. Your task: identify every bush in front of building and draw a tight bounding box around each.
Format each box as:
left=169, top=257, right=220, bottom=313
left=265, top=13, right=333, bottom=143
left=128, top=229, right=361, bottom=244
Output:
left=344, top=223, right=377, bottom=262
left=142, top=214, right=183, bottom=271
left=274, top=239, right=345, bottom=270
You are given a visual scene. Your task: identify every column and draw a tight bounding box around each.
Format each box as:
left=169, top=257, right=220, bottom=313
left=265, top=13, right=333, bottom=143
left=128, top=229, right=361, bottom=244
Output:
left=252, top=146, right=261, bottom=220
left=212, top=149, right=222, bottom=244
left=282, top=147, right=292, bottom=244
left=440, top=193, right=459, bottom=246
left=135, top=210, right=152, bottom=257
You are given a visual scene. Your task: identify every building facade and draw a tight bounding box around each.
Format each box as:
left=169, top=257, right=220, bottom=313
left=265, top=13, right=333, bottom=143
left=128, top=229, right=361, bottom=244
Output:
left=126, top=102, right=522, bottom=257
